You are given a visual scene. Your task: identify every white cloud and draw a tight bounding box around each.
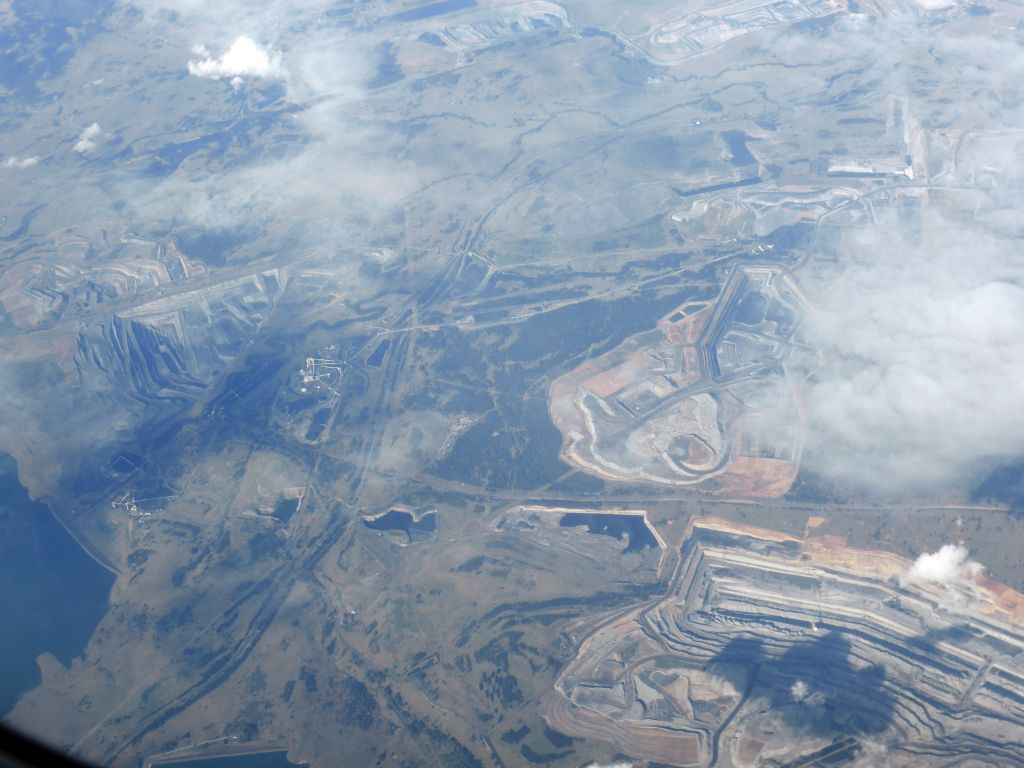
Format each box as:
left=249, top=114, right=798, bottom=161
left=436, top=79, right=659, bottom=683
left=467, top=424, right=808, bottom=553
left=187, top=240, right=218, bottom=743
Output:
left=789, top=208, right=1024, bottom=494
left=109, top=1, right=414, bottom=243
left=788, top=678, right=825, bottom=707
left=583, top=763, right=635, bottom=768
left=3, top=156, right=39, bottom=168
left=122, top=116, right=419, bottom=237
left=121, top=30, right=415, bottom=238
left=743, top=17, right=1024, bottom=498
left=903, top=544, right=983, bottom=588
left=857, top=741, right=892, bottom=768
left=188, top=36, right=284, bottom=81
left=73, top=122, right=103, bottom=153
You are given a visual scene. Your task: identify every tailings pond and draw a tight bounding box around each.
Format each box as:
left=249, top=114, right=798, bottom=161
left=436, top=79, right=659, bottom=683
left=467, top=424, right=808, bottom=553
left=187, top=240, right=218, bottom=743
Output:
left=559, top=512, right=659, bottom=553
left=363, top=508, right=437, bottom=543
left=155, top=750, right=300, bottom=768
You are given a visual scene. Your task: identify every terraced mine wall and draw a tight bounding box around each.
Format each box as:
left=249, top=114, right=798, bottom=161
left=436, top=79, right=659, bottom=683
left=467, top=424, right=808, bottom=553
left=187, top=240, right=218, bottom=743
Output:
left=544, top=517, right=1024, bottom=767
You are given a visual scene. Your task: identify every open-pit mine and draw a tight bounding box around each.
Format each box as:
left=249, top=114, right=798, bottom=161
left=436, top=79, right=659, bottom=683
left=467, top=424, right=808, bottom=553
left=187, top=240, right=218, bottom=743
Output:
left=549, top=266, right=812, bottom=497
left=544, top=517, right=1024, bottom=767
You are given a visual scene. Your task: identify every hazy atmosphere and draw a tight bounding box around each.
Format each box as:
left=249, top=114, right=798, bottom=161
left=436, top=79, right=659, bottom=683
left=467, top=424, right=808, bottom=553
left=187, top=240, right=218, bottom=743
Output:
left=2, top=0, right=1024, bottom=766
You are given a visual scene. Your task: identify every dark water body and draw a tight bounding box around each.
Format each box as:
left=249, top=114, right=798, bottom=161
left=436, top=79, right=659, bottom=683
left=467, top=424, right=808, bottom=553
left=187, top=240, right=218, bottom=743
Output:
left=0, top=453, right=114, bottom=716
left=304, top=408, right=331, bottom=441
left=363, top=509, right=437, bottom=540
left=721, top=130, right=757, bottom=166
left=158, top=750, right=299, bottom=768
left=366, top=339, right=390, bottom=368
left=273, top=498, right=299, bottom=524
left=559, top=512, right=658, bottom=553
